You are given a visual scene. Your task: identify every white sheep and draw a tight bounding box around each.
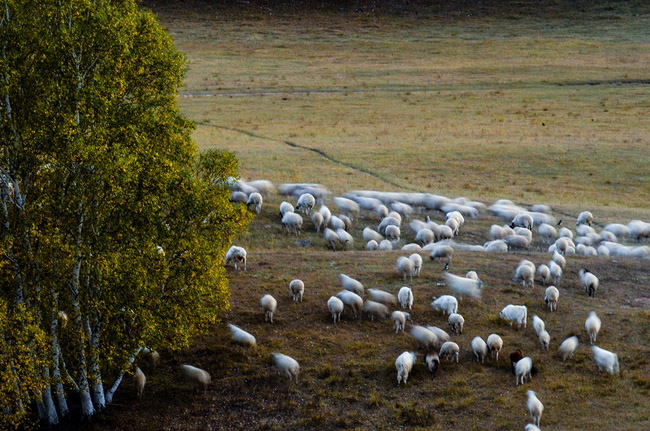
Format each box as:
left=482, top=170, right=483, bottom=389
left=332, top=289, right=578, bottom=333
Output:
left=591, top=346, right=619, bottom=375
left=576, top=210, right=593, bottom=226
left=181, top=364, right=211, bottom=391
left=514, top=227, right=533, bottom=242
left=538, top=330, right=550, bottom=351
left=537, top=223, right=557, bottom=243
left=525, top=425, right=541, bottom=431
left=487, top=334, right=503, bottom=362
left=415, top=228, right=435, bottom=245
left=368, top=288, right=397, bottom=307
left=318, top=205, right=332, bottom=226
left=515, top=357, right=532, bottom=385
left=230, top=190, right=248, bottom=203
left=246, top=179, right=274, bottom=197
left=379, top=239, right=393, bottom=250
left=378, top=216, right=400, bottom=234
left=444, top=273, right=481, bottom=299
left=490, top=224, right=514, bottom=240
left=363, top=300, right=389, bottom=321
left=513, top=262, right=535, bottom=288
left=272, top=353, right=300, bottom=383
left=336, top=290, right=363, bottom=319
left=552, top=251, right=566, bottom=269
left=532, top=315, right=545, bottom=336
left=427, top=326, right=451, bottom=344
left=289, top=279, right=304, bottom=302
left=338, top=273, right=364, bottom=295
left=429, top=245, right=454, bottom=265
left=398, top=286, right=413, bottom=309
left=431, top=295, right=458, bottom=315
left=401, top=243, right=422, bottom=251
left=363, top=227, right=384, bottom=243
left=261, top=294, right=277, bottom=323
left=558, top=227, right=573, bottom=239
left=246, top=192, right=263, bottom=214
left=397, top=256, right=415, bottom=282
left=471, top=336, right=488, bottom=363
left=446, top=217, right=460, bottom=236
left=395, top=351, right=417, bottom=385
left=282, top=212, right=303, bottom=235
left=323, top=228, right=340, bottom=249
left=511, top=213, right=534, bottom=230
left=466, top=270, right=480, bottom=281
left=296, top=193, right=315, bottom=215
left=536, top=264, right=550, bottom=286
left=366, top=240, right=378, bottom=250
left=333, top=196, right=360, bottom=220
left=391, top=310, right=410, bottom=334
left=548, top=260, right=563, bottom=287
left=448, top=313, right=465, bottom=335
left=339, top=214, right=353, bottom=232
left=134, top=366, right=146, bottom=398
left=579, top=268, right=599, bottom=297
left=225, top=245, right=247, bottom=271
left=329, top=215, right=346, bottom=231
left=544, top=286, right=559, bottom=311
left=409, top=325, right=440, bottom=350
left=554, top=237, right=569, bottom=255
left=505, top=234, right=531, bottom=251
left=558, top=336, right=579, bottom=362
left=604, top=223, right=629, bottom=238
left=336, top=228, right=354, bottom=250
left=279, top=201, right=294, bottom=217
left=500, top=305, right=527, bottom=328
left=227, top=324, right=256, bottom=347
left=439, top=341, right=460, bottom=363
left=526, top=390, right=544, bottom=427
left=311, top=211, right=324, bottom=233
left=409, top=253, right=423, bottom=277
left=327, top=296, right=344, bottom=324
left=585, top=311, right=601, bottom=344
left=385, top=224, right=401, bottom=243
left=437, top=225, right=454, bottom=241
left=483, top=239, right=508, bottom=252
left=376, top=204, right=389, bottom=219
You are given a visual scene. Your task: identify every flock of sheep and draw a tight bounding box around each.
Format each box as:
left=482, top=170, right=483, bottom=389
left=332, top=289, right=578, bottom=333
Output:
left=139, top=179, right=648, bottom=429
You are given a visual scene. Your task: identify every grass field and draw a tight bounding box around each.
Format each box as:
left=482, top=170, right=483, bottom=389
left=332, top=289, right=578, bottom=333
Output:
left=92, top=2, right=650, bottom=430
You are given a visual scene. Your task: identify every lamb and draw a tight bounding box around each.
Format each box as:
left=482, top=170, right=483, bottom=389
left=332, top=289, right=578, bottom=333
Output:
left=471, top=336, right=488, bottom=363
left=272, top=353, right=300, bottom=383
left=391, top=310, right=410, bottom=334
left=398, top=286, right=414, bottom=309
left=336, top=228, right=354, bottom=249
left=227, top=324, right=257, bottom=347
left=327, top=296, right=344, bottom=324
left=429, top=245, right=454, bottom=265
left=536, top=264, right=550, bottom=285
left=585, top=311, right=601, bottom=344
left=409, top=253, right=423, bottom=277
left=532, top=315, right=545, bottom=336
left=544, top=286, right=559, bottom=311
left=444, top=273, right=481, bottom=299
left=363, top=300, right=389, bottom=321
left=289, top=279, right=304, bottom=302
left=511, top=213, right=534, bottom=230
left=397, top=256, right=415, bottom=282
left=500, top=305, right=527, bottom=328
left=323, top=228, right=340, bottom=249
left=548, top=260, right=563, bottom=287
left=261, top=294, right=277, bottom=323
left=427, top=326, right=451, bottom=343
left=558, top=336, right=579, bottom=362
left=279, top=201, right=294, bottom=217
left=448, top=313, right=465, bottom=335
left=385, top=225, right=401, bottom=243
left=225, top=245, right=247, bottom=271
left=368, top=288, right=397, bottom=306
left=363, top=227, right=384, bottom=243
left=409, top=325, right=440, bottom=350
left=338, top=273, right=364, bottom=295
left=246, top=192, right=263, bottom=214
left=395, top=351, right=417, bottom=385
left=591, top=346, right=619, bottom=375
left=513, top=261, right=535, bottom=288
left=181, top=364, right=211, bottom=391
left=431, top=295, right=458, bottom=315
left=579, top=268, right=599, bottom=297
left=487, top=334, right=503, bottom=362
left=336, top=290, right=363, bottom=319
left=439, top=341, right=460, bottom=363
left=282, top=212, right=303, bottom=235
left=425, top=352, right=440, bottom=377
left=366, top=240, right=378, bottom=250
left=311, top=212, right=324, bottom=233
left=379, top=239, right=393, bottom=250
left=526, top=390, right=544, bottom=427
left=295, top=193, right=316, bottom=215
left=515, top=357, right=533, bottom=385
left=134, top=366, right=146, bottom=398
left=576, top=210, right=593, bottom=226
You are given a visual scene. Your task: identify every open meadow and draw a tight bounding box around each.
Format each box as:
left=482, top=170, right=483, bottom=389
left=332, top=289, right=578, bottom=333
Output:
left=93, top=1, right=650, bottom=430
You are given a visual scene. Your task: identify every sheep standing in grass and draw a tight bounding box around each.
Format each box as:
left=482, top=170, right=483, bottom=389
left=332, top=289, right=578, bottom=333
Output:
left=366, top=240, right=379, bottom=250
left=415, top=228, right=435, bottom=245
left=363, top=227, right=384, bottom=243
left=585, top=311, right=601, bottom=344
left=391, top=311, right=410, bottom=334
left=426, top=352, right=440, bottom=377
left=280, top=201, right=294, bottom=217
left=327, top=296, right=344, bottom=324
left=261, top=295, right=277, bottom=323
left=336, top=290, right=363, bottom=319
left=538, top=330, right=550, bottom=351
left=487, top=334, right=503, bottom=362
left=544, top=286, right=559, bottom=311
left=398, top=286, right=413, bottom=309
left=558, top=336, right=579, bottom=362
left=548, top=260, right=563, bottom=287
left=385, top=224, right=401, bottom=244
left=591, top=346, right=619, bottom=375
left=448, top=313, right=465, bottom=335
left=577, top=211, right=593, bottom=226
left=363, top=300, right=390, bottom=321
left=336, top=228, right=354, bottom=250
left=181, top=364, right=211, bottom=391
left=338, top=273, right=364, bottom=295
left=289, top=279, right=304, bottom=302
left=429, top=245, right=454, bottom=265
left=500, top=305, right=527, bottom=328
left=318, top=205, right=332, bottom=226
left=311, top=211, right=324, bottom=233
left=395, top=351, right=417, bottom=385
left=538, top=223, right=557, bottom=243
left=272, top=353, right=300, bottom=383
left=511, top=213, right=534, bottom=230
left=532, top=315, right=545, bottom=335
left=379, top=239, right=393, bottom=250
left=282, top=212, right=303, bottom=235
left=409, top=253, right=423, bottom=277
left=228, top=324, right=257, bottom=347
left=134, top=367, right=146, bottom=398
left=536, top=264, right=550, bottom=286
left=526, top=390, right=544, bottom=427
left=397, top=256, right=415, bottom=282
left=323, top=228, right=340, bottom=249
left=439, top=341, right=460, bottom=363
left=246, top=192, right=263, bottom=214
left=515, top=357, right=533, bottom=385
left=579, top=269, right=599, bottom=297
left=513, top=261, right=535, bottom=288
left=296, top=193, right=315, bottom=215
left=472, top=336, right=488, bottom=363
left=431, top=295, right=458, bottom=315
left=368, top=288, right=397, bottom=307
left=427, top=326, right=451, bottom=344
left=410, top=325, right=440, bottom=350
left=445, top=273, right=482, bottom=299
left=225, top=245, right=247, bottom=271
left=525, top=424, right=541, bottom=431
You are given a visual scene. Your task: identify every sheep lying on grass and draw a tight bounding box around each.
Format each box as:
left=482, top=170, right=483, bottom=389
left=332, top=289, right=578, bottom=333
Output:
left=272, top=353, right=300, bottom=383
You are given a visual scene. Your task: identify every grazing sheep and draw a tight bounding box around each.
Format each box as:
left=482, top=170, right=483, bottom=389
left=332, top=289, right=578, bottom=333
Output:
left=552, top=251, right=566, bottom=269
left=513, top=262, right=535, bottom=288
left=246, top=192, right=263, bottom=214
left=544, top=286, right=559, bottom=311
left=397, top=256, right=415, bottom=282
left=376, top=204, right=389, bottom=219
left=446, top=217, right=460, bottom=236
left=591, top=346, right=619, bottom=375
left=225, top=245, right=247, bottom=271
left=526, top=390, right=544, bottom=427
left=579, top=268, right=599, bottom=297
left=437, top=225, right=454, bottom=241
left=246, top=179, right=274, bottom=197
left=558, top=336, right=579, bottom=362
left=279, top=201, right=294, bottom=217
left=333, top=196, right=360, bottom=220
left=577, top=211, right=593, bottom=226
left=415, top=228, right=435, bottom=245
left=448, top=313, right=465, bottom=335
left=538, top=223, right=557, bottom=243
left=548, top=260, right=563, bottom=287
left=379, top=239, right=393, bottom=250
left=272, top=353, right=300, bottom=383
left=402, top=243, right=422, bottom=251
left=410, top=325, right=440, bottom=350
left=368, top=288, right=397, bottom=306
left=398, top=286, right=413, bottom=309
left=366, top=240, right=379, bottom=250
left=514, top=227, right=533, bottom=242
left=142, top=348, right=160, bottom=368
left=134, top=366, right=146, bottom=398
left=532, top=315, right=545, bottom=336
left=505, top=234, right=531, bottom=251
left=181, top=364, right=211, bottom=391
left=439, top=341, right=460, bottom=363
left=426, top=352, right=440, bottom=377
left=230, top=190, right=248, bottom=203
left=363, top=300, right=389, bottom=321
left=472, top=336, right=488, bottom=363
left=604, top=223, right=629, bottom=238
left=327, top=296, right=344, bottom=324
left=538, top=330, right=550, bottom=351
left=531, top=204, right=551, bottom=214
left=511, top=213, right=534, bottom=230
left=227, top=324, right=257, bottom=347
left=329, top=215, right=346, bottom=231
left=483, top=239, right=508, bottom=252
left=558, top=226, right=574, bottom=239
left=515, top=357, right=533, bottom=385
left=536, top=264, right=550, bottom=286
left=429, top=245, right=454, bottom=265
left=363, top=227, right=384, bottom=243
left=490, top=224, right=510, bottom=240
left=385, top=225, right=401, bottom=243
left=289, top=279, right=304, bottom=302
left=487, top=334, right=503, bottom=362
left=409, top=253, right=423, bottom=277
left=378, top=216, right=400, bottom=234
left=585, top=311, right=601, bottom=344
left=525, top=424, right=541, bottom=431
left=296, top=193, right=316, bottom=215
left=282, top=212, right=303, bottom=235
left=431, top=295, right=459, bottom=315
left=427, top=326, right=451, bottom=344
left=446, top=210, right=465, bottom=227
left=391, top=202, right=414, bottom=219
left=323, top=228, right=340, bottom=249
left=336, top=290, right=363, bottom=319
left=338, top=273, right=364, bottom=295
left=261, top=295, right=277, bottom=323
left=444, top=273, right=481, bottom=299
left=510, top=349, right=524, bottom=374
left=318, top=205, right=332, bottom=226
left=311, top=212, right=324, bottom=233
left=391, top=310, right=410, bottom=334
left=336, top=228, right=354, bottom=249
left=500, top=305, right=527, bottom=329
left=395, top=351, right=417, bottom=385
left=466, top=271, right=480, bottom=282
left=555, top=237, right=569, bottom=255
